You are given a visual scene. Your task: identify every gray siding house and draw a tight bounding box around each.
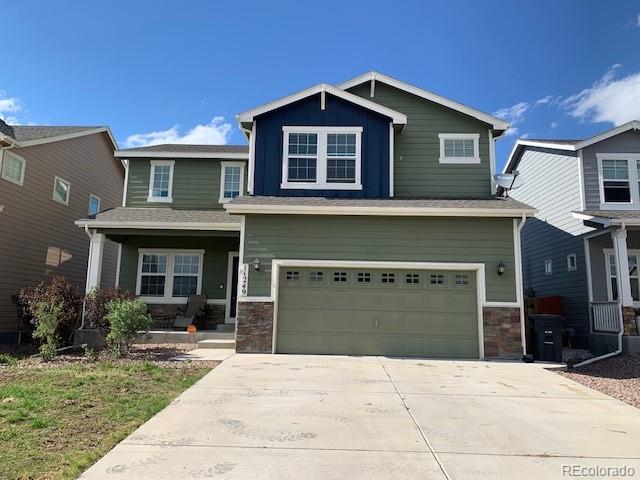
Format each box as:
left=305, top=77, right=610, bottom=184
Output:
left=78, top=71, right=535, bottom=360
left=0, top=120, right=123, bottom=342
left=505, top=121, right=640, bottom=352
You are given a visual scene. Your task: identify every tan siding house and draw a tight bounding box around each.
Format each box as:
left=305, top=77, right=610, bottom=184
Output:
left=0, top=120, right=123, bottom=342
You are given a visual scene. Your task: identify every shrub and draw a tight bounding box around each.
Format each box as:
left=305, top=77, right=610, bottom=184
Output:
left=32, top=302, right=63, bottom=361
left=84, top=287, right=133, bottom=331
left=105, top=298, right=152, bottom=357
left=0, top=353, right=17, bottom=366
left=15, top=276, right=82, bottom=343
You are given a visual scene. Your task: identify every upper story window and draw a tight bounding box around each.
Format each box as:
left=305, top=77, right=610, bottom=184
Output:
left=438, top=133, right=480, bottom=164
left=219, top=161, right=245, bottom=203
left=597, top=154, right=640, bottom=208
left=88, top=194, right=101, bottom=215
left=281, top=126, right=362, bottom=190
left=1, top=150, right=26, bottom=186
left=148, top=160, right=174, bottom=203
left=53, top=176, right=71, bottom=205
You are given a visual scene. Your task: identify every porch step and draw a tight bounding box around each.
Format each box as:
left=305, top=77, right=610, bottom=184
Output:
left=136, top=330, right=234, bottom=344
left=216, top=324, right=235, bottom=333
left=197, top=339, right=236, bottom=349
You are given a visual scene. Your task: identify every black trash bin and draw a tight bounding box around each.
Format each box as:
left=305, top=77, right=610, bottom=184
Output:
left=531, top=314, right=563, bottom=362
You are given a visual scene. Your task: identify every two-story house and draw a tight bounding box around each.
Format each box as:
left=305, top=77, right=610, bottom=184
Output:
left=0, top=119, right=123, bottom=343
left=504, top=121, right=640, bottom=354
left=77, top=72, right=534, bottom=359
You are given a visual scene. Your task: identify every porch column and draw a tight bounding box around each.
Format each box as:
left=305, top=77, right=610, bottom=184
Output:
left=85, top=231, right=105, bottom=292
left=612, top=228, right=633, bottom=307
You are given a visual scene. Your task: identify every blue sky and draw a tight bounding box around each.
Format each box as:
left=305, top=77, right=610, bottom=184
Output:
left=1, top=0, right=639, bottom=170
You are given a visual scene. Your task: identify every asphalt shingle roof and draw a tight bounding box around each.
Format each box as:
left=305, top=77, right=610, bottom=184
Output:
left=0, top=121, right=102, bottom=142
left=577, top=210, right=640, bottom=220
left=227, top=195, right=533, bottom=211
left=79, top=208, right=241, bottom=225
left=525, top=139, right=582, bottom=145
left=117, top=144, right=249, bottom=154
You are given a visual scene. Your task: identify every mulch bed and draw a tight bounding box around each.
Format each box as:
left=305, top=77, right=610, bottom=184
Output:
left=558, top=353, right=640, bottom=409
left=1, top=343, right=220, bottom=369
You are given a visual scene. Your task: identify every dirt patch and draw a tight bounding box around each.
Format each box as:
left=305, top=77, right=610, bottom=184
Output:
left=558, top=353, right=640, bottom=409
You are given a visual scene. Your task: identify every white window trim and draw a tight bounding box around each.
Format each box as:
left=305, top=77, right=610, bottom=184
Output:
left=603, top=248, right=640, bottom=306
left=147, top=160, right=175, bottom=203
left=544, top=259, right=553, bottom=275
left=281, top=126, right=363, bottom=190
left=89, top=194, right=101, bottom=215
left=438, top=133, right=481, bottom=164
left=219, top=161, right=245, bottom=204
left=135, top=249, right=205, bottom=303
left=1, top=150, right=26, bottom=186
left=597, top=153, right=640, bottom=210
left=52, top=176, right=71, bottom=205
left=567, top=253, right=577, bottom=272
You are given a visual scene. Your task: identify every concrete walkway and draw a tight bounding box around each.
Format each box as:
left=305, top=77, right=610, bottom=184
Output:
left=81, top=355, right=640, bottom=479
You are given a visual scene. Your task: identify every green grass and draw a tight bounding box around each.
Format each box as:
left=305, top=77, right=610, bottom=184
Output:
left=0, top=360, right=210, bottom=480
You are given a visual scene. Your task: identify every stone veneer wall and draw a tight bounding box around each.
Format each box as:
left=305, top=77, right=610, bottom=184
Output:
left=236, top=301, right=274, bottom=353
left=622, top=306, right=638, bottom=336
left=483, top=307, right=522, bottom=359
left=147, top=303, right=225, bottom=330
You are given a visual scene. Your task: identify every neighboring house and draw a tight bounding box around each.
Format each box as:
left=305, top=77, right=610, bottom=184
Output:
left=78, top=71, right=534, bottom=359
left=504, top=121, right=640, bottom=353
left=0, top=119, right=123, bottom=343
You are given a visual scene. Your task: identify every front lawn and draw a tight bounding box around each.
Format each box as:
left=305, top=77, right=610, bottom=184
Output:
left=0, top=354, right=211, bottom=480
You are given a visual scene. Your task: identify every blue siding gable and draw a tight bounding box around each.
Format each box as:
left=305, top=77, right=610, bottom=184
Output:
left=253, top=92, right=391, bottom=198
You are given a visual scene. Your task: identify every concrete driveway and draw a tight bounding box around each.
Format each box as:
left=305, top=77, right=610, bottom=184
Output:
left=82, top=355, right=640, bottom=479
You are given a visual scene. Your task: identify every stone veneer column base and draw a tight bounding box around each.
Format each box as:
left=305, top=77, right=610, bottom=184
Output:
left=622, top=306, right=638, bottom=336
left=236, top=301, right=274, bottom=353
left=483, top=307, right=522, bottom=359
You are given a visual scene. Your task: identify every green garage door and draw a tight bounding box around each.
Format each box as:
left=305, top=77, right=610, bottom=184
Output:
left=276, top=267, right=479, bottom=358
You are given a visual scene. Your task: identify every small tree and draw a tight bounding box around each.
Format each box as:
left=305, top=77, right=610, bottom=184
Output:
left=32, top=302, right=63, bottom=361
left=105, top=298, right=152, bottom=357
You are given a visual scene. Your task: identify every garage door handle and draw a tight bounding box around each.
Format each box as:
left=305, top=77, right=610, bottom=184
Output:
left=374, top=319, right=380, bottom=327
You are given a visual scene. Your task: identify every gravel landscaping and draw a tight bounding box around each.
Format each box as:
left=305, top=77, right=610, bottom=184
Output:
left=558, top=353, right=640, bottom=409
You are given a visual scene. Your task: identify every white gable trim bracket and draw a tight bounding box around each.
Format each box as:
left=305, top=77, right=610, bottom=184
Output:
left=337, top=71, right=509, bottom=132
left=236, top=83, right=407, bottom=127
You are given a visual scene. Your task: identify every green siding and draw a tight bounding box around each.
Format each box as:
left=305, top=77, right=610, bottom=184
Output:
left=243, top=215, right=516, bottom=302
left=125, top=158, right=247, bottom=209
left=348, top=82, right=492, bottom=198
left=277, top=267, right=479, bottom=358
left=118, top=235, right=239, bottom=299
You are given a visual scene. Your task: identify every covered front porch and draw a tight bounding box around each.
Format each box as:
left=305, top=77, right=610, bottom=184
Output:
left=585, top=222, right=640, bottom=343
left=77, top=208, right=242, bottom=332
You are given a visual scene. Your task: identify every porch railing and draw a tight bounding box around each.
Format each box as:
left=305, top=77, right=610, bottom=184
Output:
left=591, top=302, right=622, bottom=333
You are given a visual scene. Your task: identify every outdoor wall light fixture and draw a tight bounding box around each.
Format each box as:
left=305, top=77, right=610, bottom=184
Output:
left=497, top=261, right=507, bottom=276
left=253, top=258, right=261, bottom=272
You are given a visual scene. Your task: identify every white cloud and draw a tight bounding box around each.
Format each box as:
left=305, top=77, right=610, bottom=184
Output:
left=535, top=95, right=553, bottom=106
left=563, top=64, right=640, bottom=126
left=550, top=121, right=559, bottom=128
left=637, top=13, right=640, bottom=26
left=0, top=90, right=23, bottom=124
left=125, top=116, right=233, bottom=148
left=494, top=101, right=530, bottom=136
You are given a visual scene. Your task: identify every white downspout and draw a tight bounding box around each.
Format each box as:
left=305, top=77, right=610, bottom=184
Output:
left=574, top=224, right=625, bottom=368
left=517, top=213, right=527, bottom=356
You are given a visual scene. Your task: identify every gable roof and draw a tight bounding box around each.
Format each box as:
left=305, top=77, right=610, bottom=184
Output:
left=0, top=119, right=118, bottom=150
left=337, top=71, right=510, bottom=132
left=115, top=144, right=249, bottom=159
left=504, top=120, right=640, bottom=173
left=236, top=83, right=407, bottom=126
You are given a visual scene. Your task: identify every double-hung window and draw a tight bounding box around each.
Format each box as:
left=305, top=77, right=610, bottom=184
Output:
left=605, top=249, right=640, bottom=303
left=137, top=250, right=204, bottom=301
left=439, top=133, right=480, bottom=164
left=1, top=150, right=26, bottom=186
left=88, top=194, right=101, bottom=215
left=281, top=126, right=362, bottom=190
left=597, top=154, right=640, bottom=208
left=148, top=160, right=174, bottom=202
left=53, top=176, right=71, bottom=205
left=219, top=162, right=245, bottom=203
